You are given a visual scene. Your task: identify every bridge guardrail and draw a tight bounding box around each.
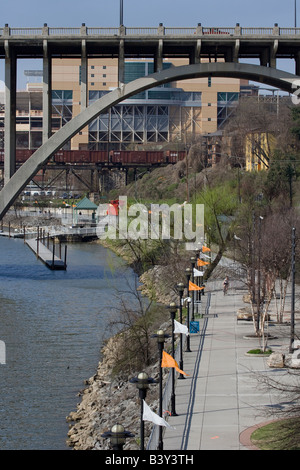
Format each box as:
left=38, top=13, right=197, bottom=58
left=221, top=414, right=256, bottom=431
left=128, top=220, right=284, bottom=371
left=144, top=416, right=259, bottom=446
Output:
left=1, top=25, right=300, bottom=38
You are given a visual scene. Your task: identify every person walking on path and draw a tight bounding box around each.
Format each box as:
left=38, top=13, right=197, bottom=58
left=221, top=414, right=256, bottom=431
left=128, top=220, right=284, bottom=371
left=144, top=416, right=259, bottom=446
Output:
left=223, top=276, right=229, bottom=295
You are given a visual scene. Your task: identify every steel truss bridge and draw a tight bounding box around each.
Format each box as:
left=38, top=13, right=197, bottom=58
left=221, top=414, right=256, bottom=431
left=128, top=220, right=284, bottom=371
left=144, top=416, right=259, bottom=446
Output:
left=1, top=23, right=300, bottom=219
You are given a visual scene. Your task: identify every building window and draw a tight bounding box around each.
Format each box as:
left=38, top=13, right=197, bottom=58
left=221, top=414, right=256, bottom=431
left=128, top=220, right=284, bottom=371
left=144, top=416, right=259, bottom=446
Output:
left=103, top=66, right=106, bottom=69
left=91, top=65, right=95, bottom=69
left=91, top=82, right=94, bottom=86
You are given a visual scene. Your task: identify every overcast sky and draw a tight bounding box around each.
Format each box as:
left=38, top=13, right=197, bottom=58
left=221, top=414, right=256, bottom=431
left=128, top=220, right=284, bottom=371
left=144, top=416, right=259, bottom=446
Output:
left=0, top=0, right=298, bottom=89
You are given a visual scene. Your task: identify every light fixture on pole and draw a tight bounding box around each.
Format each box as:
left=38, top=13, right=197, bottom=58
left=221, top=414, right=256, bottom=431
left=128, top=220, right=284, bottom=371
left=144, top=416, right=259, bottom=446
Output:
left=185, top=268, right=192, bottom=352
left=101, top=423, right=134, bottom=450
left=176, top=282, right=185, bottom=379
left=290, top=227, right=296, bottom=353
left=166, top=302, right=179, bottom=416
left=130, top=371, right=157, bottom=450
left=190, top=256, right=196, bottom=319
left=151, top=329, right=170, bottom=450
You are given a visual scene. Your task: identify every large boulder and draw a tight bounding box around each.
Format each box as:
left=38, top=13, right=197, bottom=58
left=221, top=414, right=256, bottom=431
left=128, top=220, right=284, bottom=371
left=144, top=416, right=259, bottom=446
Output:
left=267, top=352, right=285, bottom=368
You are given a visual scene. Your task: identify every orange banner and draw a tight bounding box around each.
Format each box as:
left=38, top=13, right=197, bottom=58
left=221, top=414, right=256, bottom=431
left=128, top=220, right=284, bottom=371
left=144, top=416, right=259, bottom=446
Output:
left=197, top=259, right=209, bottom=266
left=189, top=280, right=204, bottom=291
left=161, top=350, right=188, bottom=376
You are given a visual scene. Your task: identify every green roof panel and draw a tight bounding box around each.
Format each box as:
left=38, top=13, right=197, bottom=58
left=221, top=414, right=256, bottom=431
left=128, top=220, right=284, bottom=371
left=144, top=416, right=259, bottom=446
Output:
left=75, top=197, right=98, bottom=210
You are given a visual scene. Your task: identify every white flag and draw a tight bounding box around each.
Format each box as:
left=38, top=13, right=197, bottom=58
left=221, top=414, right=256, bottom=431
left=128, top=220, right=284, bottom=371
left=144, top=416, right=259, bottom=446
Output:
left=174, top=319, right=189, bottom=336
left=142, top=400, right=175, bottom=429
left=201, top=253, right=211, bottom=259
left=193, top=268, right=204, bottom=277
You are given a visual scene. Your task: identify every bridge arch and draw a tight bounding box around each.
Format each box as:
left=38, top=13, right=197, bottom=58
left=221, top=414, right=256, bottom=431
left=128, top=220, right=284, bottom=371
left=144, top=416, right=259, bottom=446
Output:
left=0, top=62, right=299, bottom=219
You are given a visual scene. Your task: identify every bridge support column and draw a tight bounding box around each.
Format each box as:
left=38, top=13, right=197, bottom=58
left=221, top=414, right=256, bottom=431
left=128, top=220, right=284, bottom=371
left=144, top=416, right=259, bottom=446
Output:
left=43, top=40, right=52, bottom=144
left=118, top=39, right=125, bottom=87
left=194, top=40, right=201, bottom=64
left=4, top=40, right=16, bottom=184
left=296, top=51, right=300, bottom=76
left=81, top=39, right=88, bottom=110
left=154, top=39, right=164, bottom=72
left=260, top=48, right=269, bottom=67
left=270, top=40, right=278, bottom=68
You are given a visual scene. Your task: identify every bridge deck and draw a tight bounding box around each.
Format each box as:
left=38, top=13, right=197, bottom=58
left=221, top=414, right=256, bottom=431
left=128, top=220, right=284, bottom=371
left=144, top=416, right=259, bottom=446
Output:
left=25, top=238, right=66, bottom=270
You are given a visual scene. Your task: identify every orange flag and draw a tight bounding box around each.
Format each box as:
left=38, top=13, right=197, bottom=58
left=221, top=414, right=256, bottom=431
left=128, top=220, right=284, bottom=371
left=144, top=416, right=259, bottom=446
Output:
left=161, top=350, right=188, bottom=376
left=202, top=245, right=211, bottom=253
left=189, top=280, right=204, bottom=291
left=197, top=259, right=209, bottom=267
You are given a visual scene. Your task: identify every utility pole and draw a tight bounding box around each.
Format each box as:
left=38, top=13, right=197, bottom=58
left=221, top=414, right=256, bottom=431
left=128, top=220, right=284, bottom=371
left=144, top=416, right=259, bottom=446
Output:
left=290, top=227, right=296, bottom=353
left=257, top=216, right=263, bottom=332
left=120, top=0, right=124, bottom=25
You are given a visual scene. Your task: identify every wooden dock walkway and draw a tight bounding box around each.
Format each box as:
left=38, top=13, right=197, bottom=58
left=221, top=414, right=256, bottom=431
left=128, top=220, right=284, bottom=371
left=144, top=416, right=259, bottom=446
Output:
left=0, top=230, right=24, bottom=238
left=25, top=238, right=67, bottom=270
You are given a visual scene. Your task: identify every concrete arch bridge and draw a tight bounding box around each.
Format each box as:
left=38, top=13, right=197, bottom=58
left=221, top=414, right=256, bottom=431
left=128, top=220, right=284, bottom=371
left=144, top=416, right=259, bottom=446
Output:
left=0, top=61, right=299, bottom=220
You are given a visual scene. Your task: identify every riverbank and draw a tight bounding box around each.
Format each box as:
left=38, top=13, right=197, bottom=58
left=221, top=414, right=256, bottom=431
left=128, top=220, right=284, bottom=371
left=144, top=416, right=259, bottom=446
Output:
left=65, top=236, right=239, bottom=450
left=2, top=211, right=230, bottom=450
left=65, top=238, right=182, bottom=450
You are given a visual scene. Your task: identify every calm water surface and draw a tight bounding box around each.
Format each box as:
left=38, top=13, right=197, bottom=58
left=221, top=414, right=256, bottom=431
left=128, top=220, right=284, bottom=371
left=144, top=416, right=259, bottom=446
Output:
left=0, top=237, right=137, bottom=450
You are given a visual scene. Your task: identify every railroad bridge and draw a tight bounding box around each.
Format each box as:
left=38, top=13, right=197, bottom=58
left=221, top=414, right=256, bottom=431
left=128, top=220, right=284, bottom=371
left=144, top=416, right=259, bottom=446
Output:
left=1, top=23, right=300, bottom=219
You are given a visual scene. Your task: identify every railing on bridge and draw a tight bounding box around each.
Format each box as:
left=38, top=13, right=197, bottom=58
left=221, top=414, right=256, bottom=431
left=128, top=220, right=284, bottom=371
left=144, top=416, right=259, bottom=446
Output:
left=1, top=25, right=300, bottom=38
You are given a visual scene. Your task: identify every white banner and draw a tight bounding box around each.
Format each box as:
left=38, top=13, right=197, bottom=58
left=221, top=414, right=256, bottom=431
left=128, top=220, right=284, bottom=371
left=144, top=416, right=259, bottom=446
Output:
left=193, top=268, right=204, bottom=277
left=174, top=319, right=189, bottom=336
left=143, top=400, right=175, bottom=429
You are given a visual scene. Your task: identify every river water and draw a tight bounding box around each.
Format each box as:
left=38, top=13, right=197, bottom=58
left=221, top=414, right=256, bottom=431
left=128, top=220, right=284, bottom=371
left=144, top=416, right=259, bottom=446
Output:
left=0, top=237, right=137, bottom=450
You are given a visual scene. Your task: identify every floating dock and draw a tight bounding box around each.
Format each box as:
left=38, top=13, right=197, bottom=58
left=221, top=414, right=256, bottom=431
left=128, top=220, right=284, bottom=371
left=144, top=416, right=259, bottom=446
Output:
left=25, top=238, right=67, bottom=270
left=0, top=230, right=24, bottom=238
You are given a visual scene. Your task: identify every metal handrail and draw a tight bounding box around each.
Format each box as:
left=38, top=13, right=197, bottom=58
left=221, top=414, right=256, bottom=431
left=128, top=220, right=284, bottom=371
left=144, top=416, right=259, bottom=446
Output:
left=1, top=25, right=300, bottom=38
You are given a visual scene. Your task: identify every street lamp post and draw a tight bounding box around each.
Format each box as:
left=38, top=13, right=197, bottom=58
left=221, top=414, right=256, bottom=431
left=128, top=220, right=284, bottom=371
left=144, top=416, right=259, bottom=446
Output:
left=101, top=423, right=134, bottom=450
left=167, top=302, right=178, bottom=416
left=185, top=268, right=192, bottom=352
left=130, top=372, right=157, bottom=450
left=190, top=256, right=196, bottom=319
left=151, top=329, right=170, bottom=450
left=176, top=282, right=185, bottom=379
left=290, top=227, right=296, bottom=353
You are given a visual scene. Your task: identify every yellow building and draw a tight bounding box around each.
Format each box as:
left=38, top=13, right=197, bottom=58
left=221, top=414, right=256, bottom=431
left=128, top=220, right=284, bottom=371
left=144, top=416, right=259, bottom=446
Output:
left=245, top=132, right=275, bottom=171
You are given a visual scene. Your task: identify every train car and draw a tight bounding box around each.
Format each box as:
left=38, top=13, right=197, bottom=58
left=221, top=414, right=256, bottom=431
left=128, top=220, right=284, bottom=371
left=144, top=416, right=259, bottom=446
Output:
left=1, top=148, right=187, bottom=167
left=54, top=150, right=91, bottom=164
left=165, top=150, right=186, bottom=164
left=110, top=150, right=165, bottom=165
left=16, top=149, right=34, bottom=162
left=146, top=151, right=164, bottom=164
left=110, top=150, right=128, bottom=164
left=89, top=150, right=108, bottom=164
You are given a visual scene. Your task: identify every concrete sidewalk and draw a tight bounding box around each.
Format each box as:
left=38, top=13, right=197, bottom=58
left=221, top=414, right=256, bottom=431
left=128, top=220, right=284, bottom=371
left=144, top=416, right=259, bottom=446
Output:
left=162, top=279, right=292, bottom=450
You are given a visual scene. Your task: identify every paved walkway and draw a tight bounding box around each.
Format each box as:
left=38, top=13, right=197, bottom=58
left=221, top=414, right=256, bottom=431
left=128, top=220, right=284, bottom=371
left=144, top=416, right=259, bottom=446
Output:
left=163, top=279, right=292, bottom=451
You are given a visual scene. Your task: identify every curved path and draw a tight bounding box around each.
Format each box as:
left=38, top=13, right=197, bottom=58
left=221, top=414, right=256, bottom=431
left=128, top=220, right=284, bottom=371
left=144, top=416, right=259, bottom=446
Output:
left=161, top=277, right=292, bottom=450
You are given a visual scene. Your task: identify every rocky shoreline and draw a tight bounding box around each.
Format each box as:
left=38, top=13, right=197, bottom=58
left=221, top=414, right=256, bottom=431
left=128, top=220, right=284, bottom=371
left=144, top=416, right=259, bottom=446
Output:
left=66, top=325, right=174, bottom=450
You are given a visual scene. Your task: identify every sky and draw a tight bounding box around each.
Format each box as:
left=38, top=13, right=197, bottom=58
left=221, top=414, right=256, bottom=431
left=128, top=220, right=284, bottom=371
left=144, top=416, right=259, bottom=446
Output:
left=0, top=0, right=299, bottom=89
left=1, top=0, right=298, bottom=28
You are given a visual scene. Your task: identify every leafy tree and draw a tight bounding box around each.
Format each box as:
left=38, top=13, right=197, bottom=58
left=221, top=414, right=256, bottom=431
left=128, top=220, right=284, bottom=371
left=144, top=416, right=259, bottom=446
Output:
left=196, top=178, right=238, bottom=279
